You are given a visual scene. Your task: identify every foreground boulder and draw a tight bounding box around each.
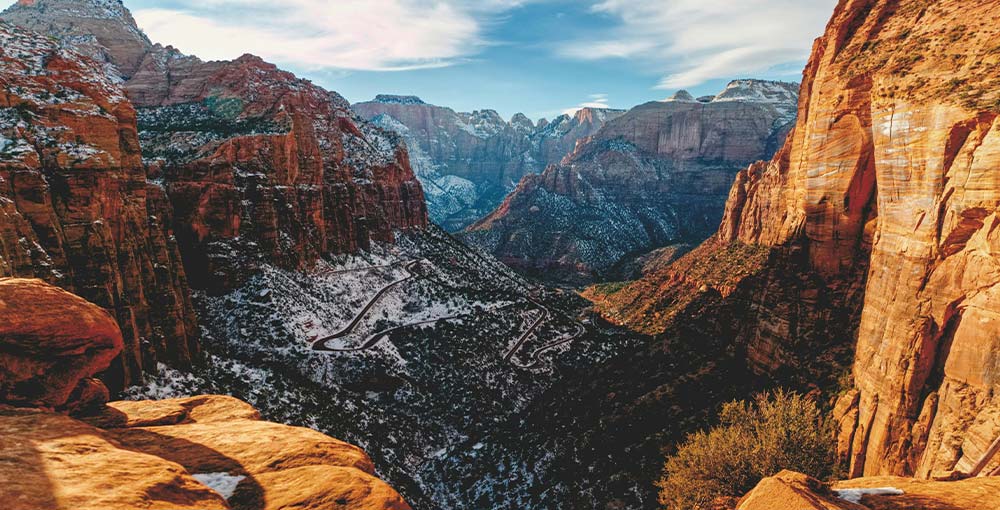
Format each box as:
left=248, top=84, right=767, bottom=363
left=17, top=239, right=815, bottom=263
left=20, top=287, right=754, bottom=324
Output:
left=0, top=278, right=411, bottom=509
left=0, top=278, right=121, bottom=412
left=3, top=396, right=411, bottom=510
left=88, top=396, right=412, bottom=510
left=737, top=470, right=1000, bottom=510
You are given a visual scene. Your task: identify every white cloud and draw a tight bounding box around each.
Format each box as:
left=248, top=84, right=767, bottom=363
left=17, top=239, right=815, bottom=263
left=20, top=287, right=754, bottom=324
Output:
left=133, top=0, right=532, bottom=71
left=559, top=0, right=837, bottom=90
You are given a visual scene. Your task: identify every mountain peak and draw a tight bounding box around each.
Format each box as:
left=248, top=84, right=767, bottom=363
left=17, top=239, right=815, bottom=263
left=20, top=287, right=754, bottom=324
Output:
left=665, top=90, right=696, bottom=102
left=372, top=94, right=426, bottom=105
left=1, top=0, right=151, bottom=77
left=712, top=79, right=799, bottom=104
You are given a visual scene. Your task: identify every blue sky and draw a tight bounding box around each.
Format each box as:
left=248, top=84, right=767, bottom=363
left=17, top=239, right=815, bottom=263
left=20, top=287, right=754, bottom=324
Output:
left=126, top=0, right=836, bottom=121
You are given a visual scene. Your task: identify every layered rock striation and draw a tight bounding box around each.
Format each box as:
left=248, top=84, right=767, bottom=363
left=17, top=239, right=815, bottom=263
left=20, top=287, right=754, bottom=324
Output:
left=595, top=0, right=1000, bottom=482
left=0, top=0, right=428, bottom=387
left=354, top=95, right=623, bottom=230
left=465, top=80, right=799, bottom=282
left=0, top=21, right=198, bottom=390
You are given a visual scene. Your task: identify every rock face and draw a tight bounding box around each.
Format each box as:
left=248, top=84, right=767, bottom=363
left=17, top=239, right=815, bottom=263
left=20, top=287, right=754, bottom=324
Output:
left=0, top=20, right=199, bottom=390
left=2, top=396, right=413, bottom=510
left=0, top=0, right=427, bottom=388
left=465, top=80, right=798, bottom=282
left=1, top=0, right=428, bottom=293
left=354, top=95, right=623, bottom=230
left=2, top=0, right=152, bottom=78
left=596, top=0, right=1000, bottom=483
left=0, top=278, right=121, bottom=413
left=0, top=277, right=411, bottom=510
left=131, top=55, right=427, bottom=292
left=737, top=470, right=1000, bottom=510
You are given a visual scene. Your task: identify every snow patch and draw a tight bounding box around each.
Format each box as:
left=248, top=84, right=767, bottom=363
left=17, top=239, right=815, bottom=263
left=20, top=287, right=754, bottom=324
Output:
left=192, top=472, right=246, bottom=500
left=834, top=487, right=905, bottom=504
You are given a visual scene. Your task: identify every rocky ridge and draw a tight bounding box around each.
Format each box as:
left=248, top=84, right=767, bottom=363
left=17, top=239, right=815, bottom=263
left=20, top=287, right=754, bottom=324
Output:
left=464, top=79, right=799, bottom=282
left=0, top=277, right=410, bottom=510
left=0, top=0, right=428, bottom=388
left=593, top=0, right=1000, bottom=484
left=0, top=20, right=198, bottom=390
left=354, top=95, right=623, bottom=231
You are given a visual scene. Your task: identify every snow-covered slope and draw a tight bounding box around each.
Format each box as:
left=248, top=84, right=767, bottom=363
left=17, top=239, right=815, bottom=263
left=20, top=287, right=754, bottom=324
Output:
left=354, top=97, right=624, bottom=231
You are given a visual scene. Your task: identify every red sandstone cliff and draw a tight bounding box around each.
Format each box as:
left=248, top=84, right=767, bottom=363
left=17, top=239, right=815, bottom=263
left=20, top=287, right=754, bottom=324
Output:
left=130, top=52, right=428, bottom=291
left=0, top=20, right=198, bottom=390
left=0, top=0, right=428, bottom=388
left=594, top=0, right=1000, bottom=481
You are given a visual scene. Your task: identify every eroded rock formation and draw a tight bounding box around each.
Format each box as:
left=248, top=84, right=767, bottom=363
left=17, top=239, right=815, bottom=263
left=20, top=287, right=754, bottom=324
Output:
left=594, top=0, right=1000, bottom=482
left=0, top=0, right=428, bottom=388
left=354, top=95, right=623, bottom=230
left=0, top=20, right=198, bottom=389
left=465, top=80, right=798, bottom=282
left=0, top=277, right=411, bottom=510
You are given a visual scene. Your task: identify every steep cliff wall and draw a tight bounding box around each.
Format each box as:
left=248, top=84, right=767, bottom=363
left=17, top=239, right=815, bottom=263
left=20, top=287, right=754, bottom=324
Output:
left=466, top=81, right=798, bottom=282
left=0, top=0, right=428, bottom=388
left=132, top=53, right=427, bottom=292
left=597, top=0, right=1000, bottom=480
left=354, top=95, right=622, bottom=231
left=0, top=21, right=198, bottom=390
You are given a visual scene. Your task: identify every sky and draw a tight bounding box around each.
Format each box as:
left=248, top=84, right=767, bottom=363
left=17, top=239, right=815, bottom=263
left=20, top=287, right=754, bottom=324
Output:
left=126, top=0, right=837, bottom=121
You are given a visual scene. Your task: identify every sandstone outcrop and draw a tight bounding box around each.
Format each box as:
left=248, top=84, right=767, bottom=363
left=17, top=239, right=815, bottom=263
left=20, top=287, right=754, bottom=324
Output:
left=131, top=54, right=428, bottom=292
left=737, top=470, right=1000, bottom=510
left=0, top=20, right=198, bottom=390
left=594, top=0, right=1000, bottom=483
left=0, top=277, right=411, bottom=509
left=2, top=395, right=413, bottom=510
left=354, top=95, right=622, bottom=230
left=0, top=0, right=428, bottom=387
left=0, top=278, right=121, bottom=412
left=465, top=80, right=798, bottom=282
left=2, top=1, right=428, bottom=295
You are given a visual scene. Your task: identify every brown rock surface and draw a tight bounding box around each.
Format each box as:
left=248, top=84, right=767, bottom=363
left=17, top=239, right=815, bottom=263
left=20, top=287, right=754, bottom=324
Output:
left=595, top=0, right=1000, bottom=482
left=738, top=471, right=1000, bottom=510
left=736, top=470, right=866, bottom=510
left=0, top=406, right=228, bottom=510
left=96, top=395, right=411, bottom=510
left=1, top=395, right=412, bottom=510
left=0, top=278, right=121, bottom=411
left=0, top=20, right=199, bottom=389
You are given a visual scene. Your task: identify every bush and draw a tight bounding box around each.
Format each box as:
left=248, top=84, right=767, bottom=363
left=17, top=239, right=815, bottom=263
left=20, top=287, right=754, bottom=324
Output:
left=657, top=390, right=836, bottom=510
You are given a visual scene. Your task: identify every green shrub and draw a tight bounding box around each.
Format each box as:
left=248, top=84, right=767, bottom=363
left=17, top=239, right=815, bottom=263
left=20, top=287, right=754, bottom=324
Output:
left=657, top=390, right=836, bottom=510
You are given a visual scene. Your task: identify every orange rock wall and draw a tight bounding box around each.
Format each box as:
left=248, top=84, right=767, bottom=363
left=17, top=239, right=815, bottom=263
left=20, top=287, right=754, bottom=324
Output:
left=722, top=0, right=1000, bottom=478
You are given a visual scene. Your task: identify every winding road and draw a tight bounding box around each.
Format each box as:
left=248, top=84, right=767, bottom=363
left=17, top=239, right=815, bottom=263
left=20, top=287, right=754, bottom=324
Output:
left=307, top=260, right=586, bottom=366
left=311, top=260, right=421, bottom=352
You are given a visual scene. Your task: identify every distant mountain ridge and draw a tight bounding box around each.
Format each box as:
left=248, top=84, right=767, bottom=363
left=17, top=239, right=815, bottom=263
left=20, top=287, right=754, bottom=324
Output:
left=354, top=96, right=625, bottom=231
left=463, top=79, right=799, bottom=283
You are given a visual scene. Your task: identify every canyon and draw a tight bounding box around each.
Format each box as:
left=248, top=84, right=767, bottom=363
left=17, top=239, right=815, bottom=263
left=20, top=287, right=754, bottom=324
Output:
left=464, top=80, right=799, bottom=283
left=1, top=0, right=999, bottom=508
left=593, top=0, right=1000, bottom=491
left=354, top=95, right=623, bottom=231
